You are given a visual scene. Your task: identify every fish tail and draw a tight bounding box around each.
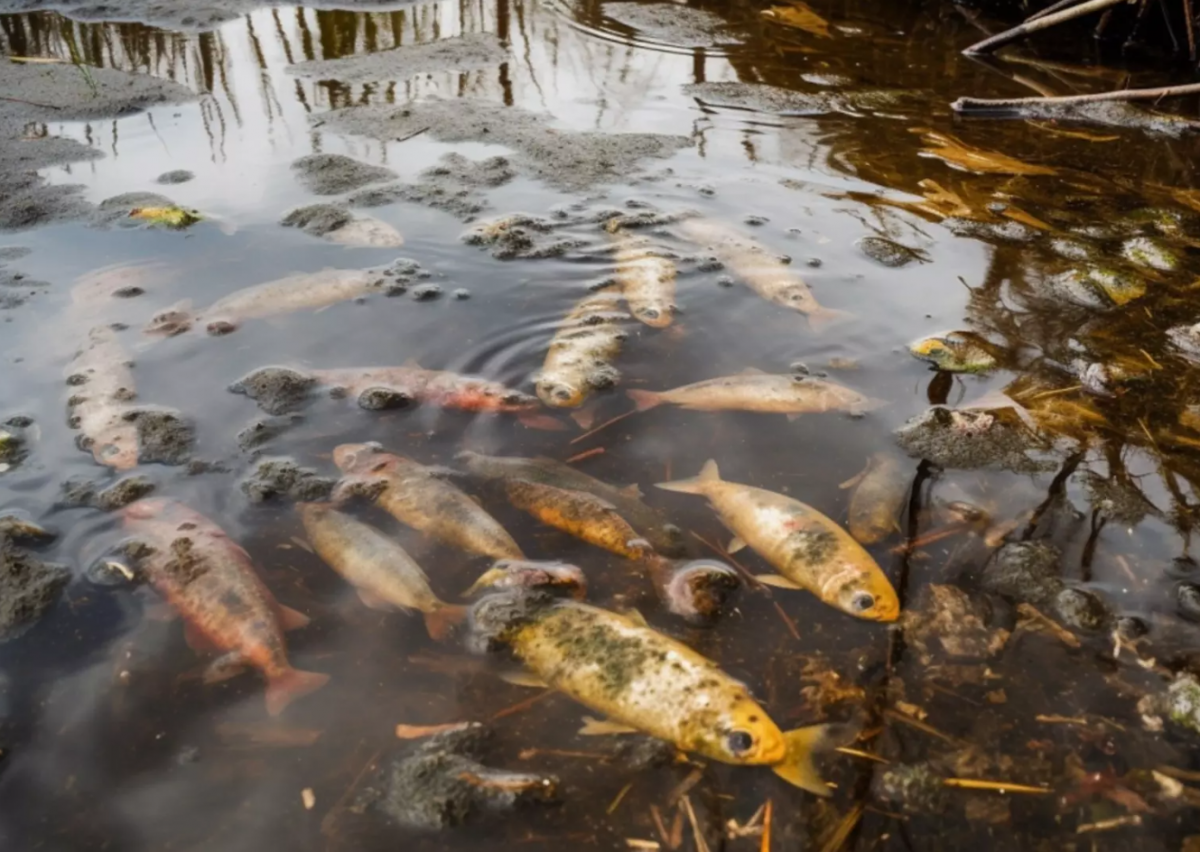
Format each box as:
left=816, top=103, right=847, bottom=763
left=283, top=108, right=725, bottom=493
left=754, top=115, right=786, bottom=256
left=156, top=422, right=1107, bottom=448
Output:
left=655, top=458, right=721, bottom=494
left=626, top=389, right=664, bottom=412
left=806, top=307, right=854, bottom=333
left=771, top=724, right=837, bottom=796
left=264, top=667, right=330, bottom=716
left=423, top=604, right=468, bottom=642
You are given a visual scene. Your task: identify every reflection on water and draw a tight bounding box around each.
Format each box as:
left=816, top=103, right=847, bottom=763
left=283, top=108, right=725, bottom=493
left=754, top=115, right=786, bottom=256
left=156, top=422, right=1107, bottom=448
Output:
left=3, top=0, right=1200, bottom=849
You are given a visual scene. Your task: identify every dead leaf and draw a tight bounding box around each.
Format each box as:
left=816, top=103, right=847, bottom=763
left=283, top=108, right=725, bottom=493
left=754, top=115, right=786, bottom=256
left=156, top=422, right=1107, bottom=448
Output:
left=762, top=2, right=831, bottom=37
left=914, top=129, right=1057, bottom=177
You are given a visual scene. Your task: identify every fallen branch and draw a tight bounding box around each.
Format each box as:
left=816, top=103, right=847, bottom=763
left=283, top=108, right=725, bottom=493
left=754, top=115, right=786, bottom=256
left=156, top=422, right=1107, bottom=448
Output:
left=964, top=0, right=1132, bottom=55
left=953, top=80, right=1200, bottom=114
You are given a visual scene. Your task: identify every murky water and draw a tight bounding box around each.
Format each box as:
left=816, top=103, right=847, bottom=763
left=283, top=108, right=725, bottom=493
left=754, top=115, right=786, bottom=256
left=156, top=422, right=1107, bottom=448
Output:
left=5, top=0, right=1200, bottom=849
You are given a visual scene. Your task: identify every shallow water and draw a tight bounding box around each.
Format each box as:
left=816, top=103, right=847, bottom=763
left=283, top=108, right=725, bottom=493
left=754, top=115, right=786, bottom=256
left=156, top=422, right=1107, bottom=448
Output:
left=4, top=0, right=1200, bottom=849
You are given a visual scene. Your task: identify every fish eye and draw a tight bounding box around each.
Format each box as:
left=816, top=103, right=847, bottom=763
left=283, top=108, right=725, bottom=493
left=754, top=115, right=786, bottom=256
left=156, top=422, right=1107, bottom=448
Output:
left=642, top=308, right=659, bottom=319
left=851, top=591, right=876, bottom=613
left=726, top=730, right=755, bottom=755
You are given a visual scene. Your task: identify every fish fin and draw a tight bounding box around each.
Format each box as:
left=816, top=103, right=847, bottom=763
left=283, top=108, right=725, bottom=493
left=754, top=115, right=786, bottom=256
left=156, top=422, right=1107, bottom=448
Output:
left=756, top=574, right=803, bottom=590
left=463, top=566, right=507, bottom=597
left=738, top=367, right=767, bottom=375
left=357, top=588, right=396, bottom=612
left=423, top=604, right=467, bottom=642
left=618, top=483, right=643, bottom=498
left=626, top=389, right=664, bottom=412
left=570, top=404, right=598, bottom=430
left=578, top=716, right=640, bottom=736
left=499, top=669, right=549, bottom=689
left=183, top=621, right=221, bottom=651
left=772, top=724, right=836, bottom=796
left=727, top=536, right=748, bottom=554
left=203, top=651, right=249, bottom=684
left=265, top=668, right=330, bottom=716
left=216, top=218, right=238, bottom=237
left=806, top=307, right=854, bottom=333
left=655, top=459, right=721, bottom=494
left=839, top=458, right=873, bottom=490
left=517, top=412, right=569, bottom=431
left=277, top=603, right=312, bottom=631
left=621, top=608, right=649, bottom=627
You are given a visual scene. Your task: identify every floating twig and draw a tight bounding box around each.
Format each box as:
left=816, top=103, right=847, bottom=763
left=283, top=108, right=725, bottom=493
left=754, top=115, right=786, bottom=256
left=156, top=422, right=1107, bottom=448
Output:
left=491, top=689, right=553, bottom=720
left=772, top=601, right=801, bottom=641
left=1077, top=814, right=1142, bottom=833
left=953, top=80, right=1200, bottom=113
left=1016, top=603, right=1081, bottom=648
left=963, top=0, right=1131, bottom=55
left=681, top=795, right=711, bottom=852
left=834, top=746, right=889, bottom=764
left=569, top=408, right=639, bottom=445
left=691, top=531, right=766, bottom=590
left=883, top=708, right=964, bottom=745
left=761, top=799, right=772, bottom=852
left=819, top=802, right=864, bottom=852
left=943, top=777, right=1052, bottom=794
left=666, top=767, right=704, bottom=806
left=566, top=446, right=605, bottom=464
left=608, top=782, right=634, bottom=815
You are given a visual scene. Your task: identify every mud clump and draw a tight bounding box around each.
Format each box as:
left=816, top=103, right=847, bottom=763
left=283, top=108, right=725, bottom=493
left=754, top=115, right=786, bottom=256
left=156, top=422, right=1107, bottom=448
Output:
left=981, top=541, right=1064, bottom=603
left=602, top=2, right=742, bottom=47
left=0, top=250, right=47, bottom=307
left=463, top=214, right=585, bottom=259
left=1140, top=674, right=1200, bottom=735
left=317, top=98, right=690, bottom=192
left=0, top=60, right=194, bottom=231
left=857, top=236, right=925, bottom=268
left=904, top=584, right=1009, bottom=663
left=241, top=457, right=334, bottom=504
left=872, top=763, right=947, bottom=814
left=291, top=154, right=395, bottom=196
left=127, top=407, right=195, bottom=465
left=287, top=33, right=507, bottom=82
left=357, top=387, right=414, bottom=411
left=0, top=513, right=54, bottom=546
left=280, top=204, right=354, bottom=238
left=356, top=723, right=558, bottom=830
left=0, top=543, right=70, bottom=641
left=1053, top=586, right=1110, bottom=631
left=0, top=424, right=27, bottom=467
left=894, top=406, right=1055, bottom=473
left=236, top=415, right=304, bottom=454
left=156, top=170, right=194, bottom=185
left=59, top=474, right=156, bottom=511
left=229, top=367, right=318, bottom=416
left=350, top=154, right=517, bottom=222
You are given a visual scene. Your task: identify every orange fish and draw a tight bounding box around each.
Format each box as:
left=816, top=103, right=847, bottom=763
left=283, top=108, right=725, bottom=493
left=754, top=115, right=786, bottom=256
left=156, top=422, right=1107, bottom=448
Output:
left=122, top=498, right=329, bottom=715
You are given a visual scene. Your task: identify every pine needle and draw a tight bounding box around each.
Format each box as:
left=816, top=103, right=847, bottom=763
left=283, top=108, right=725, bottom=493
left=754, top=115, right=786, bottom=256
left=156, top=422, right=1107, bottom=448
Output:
left=760, top=799, right=772, bottom=852
left=608, top=782, right=634, bottom=815
left=943, top=777, right=1051, bottom=794
left=819, top=802, right=864, bottom=852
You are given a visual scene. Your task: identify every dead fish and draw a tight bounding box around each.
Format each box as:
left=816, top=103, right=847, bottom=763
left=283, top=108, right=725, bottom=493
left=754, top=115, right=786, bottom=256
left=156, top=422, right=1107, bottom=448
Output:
left=841, top=453, right=910, bottom=544
left=66, top=326, right=139, bottom=470
left=122, top=498, right=328, bottom=715
left=332, top=443, right=524, bottom=561
left=310, top=362, right=562, bottom=429
left=504, top=479, right=652, bottom=559
left=611, top=230, right=676, bottom=327
left=456, top=450, right=686, bottom=556
left=465, top=558, right=588, bottom=598
left=657, top=460, right=899, bottom=621
left=298, top=502, right=465, bottom=640
left=536, top=288, right=630, bottom=408
left=472, top=594, right=841, bottom=795
left=144, top=268, right=385, bottom=336
left=627, top=369, right=880, bottom=418
left=677, top=218, right=850, bottom=330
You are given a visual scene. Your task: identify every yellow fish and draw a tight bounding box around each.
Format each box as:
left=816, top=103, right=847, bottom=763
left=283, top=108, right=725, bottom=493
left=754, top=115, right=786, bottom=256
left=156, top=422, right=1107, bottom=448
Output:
left=536, top=288, right=629, bottom=408
left=474, top=594, right=840, bottom=795
left=611, top=230, right=676, bottom=327
left=842, top=454, right=910, bottom=545
left=627, top=370, right=880, bottom=418
left=657, top=460, right=899, bottom=621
